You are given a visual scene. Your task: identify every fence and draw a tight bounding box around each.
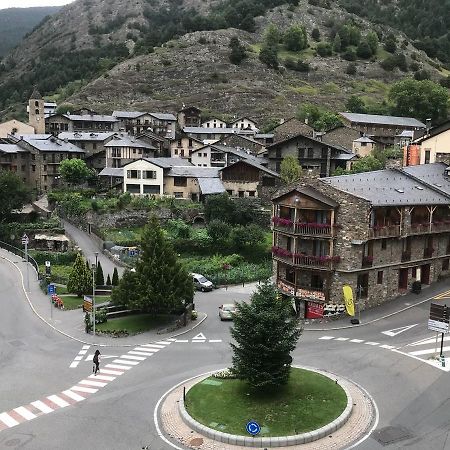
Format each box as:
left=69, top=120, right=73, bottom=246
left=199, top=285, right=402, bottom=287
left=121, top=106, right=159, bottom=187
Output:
left=0, top=240, right=41, bottom=279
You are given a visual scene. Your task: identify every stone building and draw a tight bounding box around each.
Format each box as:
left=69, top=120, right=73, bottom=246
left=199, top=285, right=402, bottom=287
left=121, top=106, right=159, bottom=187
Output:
left=112, top=111, right=176, bottom=139
left=272, top=163, right=450, bottom=318
left=104, top=134, right=157, bottom=168
left=28, top=88, right=45, bottom=134
left=46, top=112, right=119, bottom=134
left=177, top=106, right=202, bottom=128
left=0, top=119, right=35, bottom=139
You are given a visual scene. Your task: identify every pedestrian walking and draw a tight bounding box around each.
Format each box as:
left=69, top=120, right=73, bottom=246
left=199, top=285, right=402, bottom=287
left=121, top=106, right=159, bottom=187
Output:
left=93, top=349, right=101, bottom=375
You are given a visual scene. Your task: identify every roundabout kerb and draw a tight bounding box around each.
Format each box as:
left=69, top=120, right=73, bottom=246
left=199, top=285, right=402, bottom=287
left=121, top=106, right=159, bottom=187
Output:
left=178, top=366, right=352, bottom=447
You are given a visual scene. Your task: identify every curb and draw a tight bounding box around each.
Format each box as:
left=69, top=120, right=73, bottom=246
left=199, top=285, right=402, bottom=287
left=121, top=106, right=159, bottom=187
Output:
left=178, top=367, right=353, bottom=448
left=0, top=251, right=208, bottom=347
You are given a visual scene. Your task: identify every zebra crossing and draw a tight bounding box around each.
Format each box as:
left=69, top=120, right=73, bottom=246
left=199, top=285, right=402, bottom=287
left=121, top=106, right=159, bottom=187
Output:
left=0, top=340, right=173, bottom=433
left=319, top=335, right=449, bottom=372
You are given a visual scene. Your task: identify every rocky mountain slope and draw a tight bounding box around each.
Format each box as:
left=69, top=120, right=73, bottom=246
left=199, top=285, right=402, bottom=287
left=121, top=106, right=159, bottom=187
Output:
left=0, top=6, right=61, bottom=57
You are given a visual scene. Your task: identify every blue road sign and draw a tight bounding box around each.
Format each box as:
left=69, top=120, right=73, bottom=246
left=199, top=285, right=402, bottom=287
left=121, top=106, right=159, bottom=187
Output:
left=47, top=284, right=56, bottom=295
left=246, top=420, right=261, bottom=436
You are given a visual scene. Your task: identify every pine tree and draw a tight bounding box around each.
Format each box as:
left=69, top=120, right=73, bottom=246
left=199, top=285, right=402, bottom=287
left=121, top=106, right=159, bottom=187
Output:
left=96, top=261, right=105, bottom=286
left=280, top=155, right=302, bottom=184
left=67, top=253, right=92, bottom=297
left=131, top=216, right=193, bottom=313
left=112, top=267, right=119, bottom=286
left=106, top=274, right=112, bottom=286
left=333, top=33, right=342, bottom=53
left=111, top=269, right=138, bottom=307
left=230, top=282, right=301, bottom=391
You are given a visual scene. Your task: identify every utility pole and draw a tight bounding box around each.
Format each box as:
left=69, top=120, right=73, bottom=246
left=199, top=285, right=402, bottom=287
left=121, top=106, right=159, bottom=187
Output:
left=92, top=252, right=98, bottom=337
left=22, top=234, right=30, bottom=292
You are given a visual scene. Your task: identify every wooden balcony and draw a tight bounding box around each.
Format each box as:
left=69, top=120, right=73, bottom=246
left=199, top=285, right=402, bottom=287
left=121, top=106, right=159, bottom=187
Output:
left=409, top=222, right=450, bottom=235
left=272, top=246, right=339, bottom=270
left=272, top=217, right=334, bottom=237
left=368, top=224, right=401, bottom=239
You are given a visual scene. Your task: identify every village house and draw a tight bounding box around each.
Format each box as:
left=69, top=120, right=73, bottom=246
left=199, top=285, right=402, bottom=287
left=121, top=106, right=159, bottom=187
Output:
left=229, top=117, right=259, bottom=131
left=320, top=125, right=362, bottom=152
left=0, top=143, right=30, bottom=184
left=183, top=126, right=256, bottom=144
left=137, top=130, right=169, bottom=155
left=253, top=133, right=275, bottom=146
left=218, top=134, right=266, bottom=155
left=271, top=118, right=315, bottom=143
left=201, top=117, right=227, bottom=129
left=177, top=106, right=202, bottom=128
left=339, top=112, right=426, bottom=146
left=170, top=134, right=204, bottom=159
left=46, top=112, right=120, bottom=134
left=267, top=132, right=357, bottom=176
left=352, top=136, right=377, bottom=157
left=220, top=159, right=281, bottom=199
left=27, top=101, right=57, bottom=117
left=112, top=111, right=176, bottom=139
left=104, top=134, right=157, bottom=168
left=0, top=119, right=35, bottom=139
left=58, top=131, right=117, bottom=172
left=272, top=163, right=450, bottom=318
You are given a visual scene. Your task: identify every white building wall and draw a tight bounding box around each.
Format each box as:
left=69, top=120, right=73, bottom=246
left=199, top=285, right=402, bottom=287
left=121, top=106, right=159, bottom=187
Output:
left=123, top=159, right=164, bottom=195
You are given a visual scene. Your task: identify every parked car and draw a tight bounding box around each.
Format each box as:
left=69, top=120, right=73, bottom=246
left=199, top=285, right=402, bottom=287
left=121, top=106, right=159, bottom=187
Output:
left=219, top=303, right=237, bottom=321
left=191, top=273, right=214, bottom=292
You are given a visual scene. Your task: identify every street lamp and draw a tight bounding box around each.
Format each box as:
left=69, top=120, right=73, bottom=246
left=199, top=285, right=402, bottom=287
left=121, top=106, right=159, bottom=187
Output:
left=92, top=252, right=98, bottom=336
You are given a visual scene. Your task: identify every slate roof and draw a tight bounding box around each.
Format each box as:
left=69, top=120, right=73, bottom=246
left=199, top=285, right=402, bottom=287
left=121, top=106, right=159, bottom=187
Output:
left=396, top=130, right=414, bottom=138
left=150, top=112, right=176, bottom=121
left=104, top=135, right=156, bottom=150
left=272, top=186, right=339, bottom=208
left=184, top=127, right=237, bottom=134
left=99, top=168, right=124, bottom=177
left=20, top=136, right=84, bottom=153
left=413, top=120, right=450, bottom=143
left=400, top=163, right=450, bottom=197
left=58, top=132, right=116, bottom=141
left=339, top=112, right=426, bottom=128
left=254, top=134, right=274, bottom=139
left=321, top=168, right=450, bottom=206
left=198, top=178, right=226, bottom=195
left=142, top=157, right=193, bottom=169
left=167, top=166, right=220, bottom=178
left=354, top=136, right=375, bottom=143
left=220, top=159, right=280, bottom=178
left=112, top=111, right=146, bottom=119
left=30, top=87, right=42, bottom=100
left=0, top=144, right=25, bottom=153
left=49, top=113, right=119, bottom=123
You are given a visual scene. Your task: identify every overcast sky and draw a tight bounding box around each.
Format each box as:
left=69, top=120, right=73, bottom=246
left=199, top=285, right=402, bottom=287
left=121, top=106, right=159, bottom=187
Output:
left=0, top=0, right=74, bottom=9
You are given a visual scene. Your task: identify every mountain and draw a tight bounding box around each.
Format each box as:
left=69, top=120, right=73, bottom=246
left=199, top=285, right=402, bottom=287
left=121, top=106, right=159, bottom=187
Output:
left=0, top=7, right=61, bottom=57
left=0, top=0, right=448, bottom=123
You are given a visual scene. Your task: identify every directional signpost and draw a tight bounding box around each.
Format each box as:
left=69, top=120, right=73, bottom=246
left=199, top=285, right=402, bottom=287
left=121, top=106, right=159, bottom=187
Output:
left=246, top=420, right=261, bottom=436
left=428, top=303, right=449, bottom=367
left=21, top=233, right=30, bottom=292
left=48, top=283, right=56, bottom=320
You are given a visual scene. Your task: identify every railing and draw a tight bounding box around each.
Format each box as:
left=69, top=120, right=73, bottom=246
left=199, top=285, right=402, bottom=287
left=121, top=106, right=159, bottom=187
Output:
left=409, top=222, right=450, bottom=235
left=0, top=240, right=40, bottom=278
left=272, top=246, right=339, bottom=269
left=272, top=217, right=334, bottom=236
left=368, top=224, right=401, bottom=238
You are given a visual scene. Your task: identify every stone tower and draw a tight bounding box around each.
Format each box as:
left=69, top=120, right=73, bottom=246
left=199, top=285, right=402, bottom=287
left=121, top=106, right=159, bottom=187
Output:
left=28, top=87, right=45, bottom=134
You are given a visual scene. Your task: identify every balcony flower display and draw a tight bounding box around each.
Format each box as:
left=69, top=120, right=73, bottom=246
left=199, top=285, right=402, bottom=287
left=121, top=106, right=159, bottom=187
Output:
left=272, top=217, right=293, bottom=227
left=363, top=255, right=374, bottom=263
left=296, top=222, right=331, bottom=229
left=271, top=246, right=292, bottom=258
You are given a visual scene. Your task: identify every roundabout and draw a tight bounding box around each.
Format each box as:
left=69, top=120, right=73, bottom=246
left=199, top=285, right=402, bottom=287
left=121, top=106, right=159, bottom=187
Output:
left=157, top=366, right=378, bottom=449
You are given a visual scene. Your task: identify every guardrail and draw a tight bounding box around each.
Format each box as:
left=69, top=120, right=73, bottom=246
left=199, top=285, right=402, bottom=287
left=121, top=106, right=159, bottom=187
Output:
left=0, top=240, right=41, bottom=279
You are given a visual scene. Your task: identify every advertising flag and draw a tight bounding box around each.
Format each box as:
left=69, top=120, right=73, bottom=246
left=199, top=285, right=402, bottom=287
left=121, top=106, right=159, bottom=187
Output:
left=342, top=285, right=355, bottom=316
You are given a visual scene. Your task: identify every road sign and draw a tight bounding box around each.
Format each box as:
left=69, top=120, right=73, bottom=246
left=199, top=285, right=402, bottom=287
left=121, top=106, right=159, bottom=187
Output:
left=21, top=234, right=29, bottom=245
left=83, top=295, right=93, bottom=312
left=429, top=303, right=449, bottom=322
left=47, top=284, right=56, bottom=295
left=246, top=421, right=261, bottom=436
left=428, top=319, right=449, bottom=333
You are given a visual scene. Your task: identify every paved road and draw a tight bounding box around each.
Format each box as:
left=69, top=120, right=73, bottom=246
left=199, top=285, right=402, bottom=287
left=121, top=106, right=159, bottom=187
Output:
left=1, top=252, right=450, bottom=449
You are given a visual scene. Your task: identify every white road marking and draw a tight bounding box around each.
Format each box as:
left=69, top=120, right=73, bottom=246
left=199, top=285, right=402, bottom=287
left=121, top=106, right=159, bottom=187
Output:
left=47, top=395, right=69, bottom=408
left=409, top=345, right=450, bottom=356
left=79, top=379, right=107, bottom=388
left=62, top=390, right=85, bottom=402
left=175, top=339, right=189, bottom=343
left=31, top=400, right=53, bottom=414
left=209, top=339, right=222, bottom=343
left=71, top=386, right=98, bottom=394
left=101, top=368, right=124, bottom=375
left=408, top=335, right=450, bottom=347
left=156, top=341, right=171, bottom=345
left=335, top=337, right=349, bottom=341
left=141, top=343, right=165, bottom=349
left=105, top=363, right=132, bottom=371
left=119, top=354, right=146, bottom=361
left=88, top=374, right=115, bottom=381
left=84, top=354, right=118, bottom=361
left=193, top=333, right=206, bottom=340
left=128, top=351, right=154, bottom=357
left=382, top=324, right=418, bottom=337
left=69, top=345, right=91, bottom=368
left=0, top=412, right=19, bottom=427
left=113, top=359, right=139, bottom=366
left=319, top=336, right=335, bottom=340
left=350, top=339, right=364, bottom=343
left=380, top=345, right=396, bottom=349
left=365, top=342, right=380, bottom=346
left=134, top=347, right=159, bottom=353
left=14, top=406, right=36, bottom=421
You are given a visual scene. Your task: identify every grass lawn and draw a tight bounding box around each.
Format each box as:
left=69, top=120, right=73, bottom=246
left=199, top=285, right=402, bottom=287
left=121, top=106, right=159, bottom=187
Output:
left=185, top=368, right=347, bottom=436
left=58, top=294, right=111, bottom=310
left=96, top=314, right=174, bottom=334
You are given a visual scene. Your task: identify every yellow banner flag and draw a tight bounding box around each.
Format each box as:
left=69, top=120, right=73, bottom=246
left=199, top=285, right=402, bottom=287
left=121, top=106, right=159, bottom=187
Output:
left=342, top=285, right=355, bottom=316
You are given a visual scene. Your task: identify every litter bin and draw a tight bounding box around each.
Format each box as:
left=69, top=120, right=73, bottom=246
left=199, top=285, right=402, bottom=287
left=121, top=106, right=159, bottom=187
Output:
left=412, top=280, right=422, bottom=294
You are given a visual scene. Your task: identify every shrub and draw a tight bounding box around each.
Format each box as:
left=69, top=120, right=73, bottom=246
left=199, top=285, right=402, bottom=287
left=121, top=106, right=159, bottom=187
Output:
left=414, top=69, right=430, bottom=81
left=342, top=48, right=356, bottom=61
left=345, top=62, right=357, bottom=75
left=207, top=219, right=232, bottom=242
left=312, top=27, right=320, bottom=41
left=316, top=42, right=332, bottom=57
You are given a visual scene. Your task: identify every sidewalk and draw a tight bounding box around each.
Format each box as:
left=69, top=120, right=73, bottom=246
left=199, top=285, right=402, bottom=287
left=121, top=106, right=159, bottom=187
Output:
left=0, top=248, right=206, bottom=347
left=305, top=278, right=450, bottom=331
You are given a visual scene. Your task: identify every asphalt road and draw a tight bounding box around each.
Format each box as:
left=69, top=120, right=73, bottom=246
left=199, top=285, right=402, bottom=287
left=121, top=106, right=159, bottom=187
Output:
left=1, top=254, right=450, bottom=449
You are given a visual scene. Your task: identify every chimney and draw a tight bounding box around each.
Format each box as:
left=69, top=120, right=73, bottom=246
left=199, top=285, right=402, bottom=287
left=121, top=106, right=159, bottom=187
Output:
left=426, top=118, right=432, bottom=134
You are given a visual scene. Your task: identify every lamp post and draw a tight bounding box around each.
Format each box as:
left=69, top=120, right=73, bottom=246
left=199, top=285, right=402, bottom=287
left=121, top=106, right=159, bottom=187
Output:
left=92, top=252, right=98, bottom=336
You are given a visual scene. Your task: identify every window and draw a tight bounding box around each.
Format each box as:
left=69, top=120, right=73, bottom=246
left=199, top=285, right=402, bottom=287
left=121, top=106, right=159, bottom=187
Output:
left=226, top=190, right=233, bottom=196
left=238, top=190, right=245, bottom=197
left=43, top=165, right=47, bottom=172
left=424, top=150, right=431, bottom=164
left=126, top=184, right=140, bottom=194
left=81, top=143, right=86, bottom=150
left=443, top=259, right=450, bottom=271
left=44, top=175, right=47, bottom=181
left=126, top=170, right=141, bottom=179
left=361, top=142, right=367, bottom=147
left=21, top=165, right=25, bottom=172
left=248, top=191, right=255, bottom=197
left=381, top=239, right=387, bottom=250
left=93, top=143, right=97, bottom=150
left=411, top=267, right=417, bottom=278
left=43, top=154, right=47, bottom=161
left=174, top=177, right=187, bottom=187
left=174, top=149, right=178, bottom=156
left=143, top=185, right=160, bottom=194
left=133, top=149, right=137, bottom=154
left=188, top=139, right=193, bottom=147
left=321, top=148, right=328, bottom=158
left=298, top=148, right=305, bottom=158
left=377, top=271, right=383, bottom=284
left=307, top=148, right=314, bottom=158
left=35, top=100, right=39, bottom=107
left=35, top=109, right=40, bottom=115
left=276, top=149, right=282, bottom=158
left=174, top=192, right=184, bottom=198
left=32, top=165, right=36, bottom=172
left=143, top=170, right=156, bottom=179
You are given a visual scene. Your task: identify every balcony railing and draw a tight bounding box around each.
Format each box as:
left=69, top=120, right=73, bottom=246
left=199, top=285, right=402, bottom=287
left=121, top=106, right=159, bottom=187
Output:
left=277, top=279, right=327, bottom=301
left=272, top=246, right=340, bottom=269
left=368, top=224, right=401, bottom=238
left=409, top=222, right=450, bottom=235
left=272, top=217, right=334, bottom=236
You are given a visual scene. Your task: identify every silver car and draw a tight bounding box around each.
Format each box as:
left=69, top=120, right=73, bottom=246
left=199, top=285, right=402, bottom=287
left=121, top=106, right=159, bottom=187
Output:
left=192, top=273, right=214, bottom=292
left=219, top=304, right=236, bottom=321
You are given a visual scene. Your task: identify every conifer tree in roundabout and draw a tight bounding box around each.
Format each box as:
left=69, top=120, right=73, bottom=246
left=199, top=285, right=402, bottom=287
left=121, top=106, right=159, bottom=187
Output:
left=111, top=216, right=194, bottom=316
left=183, top=282, right=349, bottom=440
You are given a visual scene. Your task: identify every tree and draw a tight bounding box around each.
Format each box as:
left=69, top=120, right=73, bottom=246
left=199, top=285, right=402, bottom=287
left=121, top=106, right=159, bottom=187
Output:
left=333, top=33, right=342, bottom=53
left=280, top=155, right=302, bottom=184
left=0, top=170, right=30, bottom=223
left=229, top=36, right=247, bottom=65
left=230, top=282, right=301, bottom=390
left=356, top=40, right=373, bottom=59
left=342, top=47, right=356, bottom=61
left=284, top=24, right=307, bottom=52
left=264, top=23, right=281, bottom=47
left=207, top=219, right=232, bottom=243
left=345, top=95, right=366, bottom=113
left=366, top=31, right=379, bottom=55
left=311, top=27, right=321, bottom=42
left=205, top=193, right=235, bottom=223
left=296, top=103, right=341, bottom=131
left=112, top=267, right=119, bottom=286
left=384, top=34, right=397, bottom=53
left=316, top=42, right=332, bottom=57
left=230, top=224, right=265, bottom=249
left=349, top=155, right=384, bottom=174
left=96, top=261, right=105, bottom=286
left=259, top=44, right=279, bottom=69
left=345, top=62, right=357, bottom=75
left=389, top=78, right=449, bottom=123
left=60, top=159, right=92, bottom=185
left=106, top=273, right=112, bottom=286
left=67, top=253, right=92, bottom=297
left=111, top=269, right=138, bottom=306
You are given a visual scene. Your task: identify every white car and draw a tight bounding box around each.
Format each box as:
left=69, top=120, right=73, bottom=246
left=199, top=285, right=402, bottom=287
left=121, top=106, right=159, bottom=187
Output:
left=191, top=273, right=214, bottom=292
left=219, top=304, right=237, bottom=321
